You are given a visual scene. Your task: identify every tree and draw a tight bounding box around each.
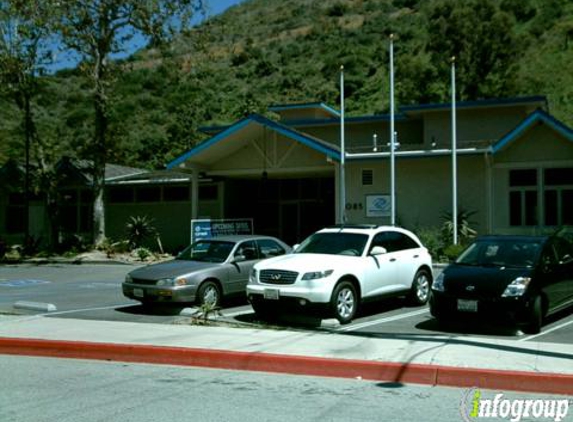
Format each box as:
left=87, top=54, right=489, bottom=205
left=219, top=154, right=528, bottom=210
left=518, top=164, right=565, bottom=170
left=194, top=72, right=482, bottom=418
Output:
left=48, top=0, right=205, bottom=247
left=0, top=1, right=53, bottom=240
left=424, top=0, right=519, bottom=100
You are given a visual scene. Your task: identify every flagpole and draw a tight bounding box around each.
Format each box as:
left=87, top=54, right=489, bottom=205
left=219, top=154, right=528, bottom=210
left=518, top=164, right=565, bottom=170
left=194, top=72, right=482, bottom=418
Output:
left=340, top=65, right=346, bottom=224
left=451, top=56, right=458, bottom=245
left=389, top=34, right=396, bottom=226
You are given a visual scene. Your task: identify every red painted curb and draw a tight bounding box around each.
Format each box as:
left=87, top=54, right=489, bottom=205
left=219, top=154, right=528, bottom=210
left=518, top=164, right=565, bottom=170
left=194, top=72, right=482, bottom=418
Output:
left=0, top=337, right=571, bottom=395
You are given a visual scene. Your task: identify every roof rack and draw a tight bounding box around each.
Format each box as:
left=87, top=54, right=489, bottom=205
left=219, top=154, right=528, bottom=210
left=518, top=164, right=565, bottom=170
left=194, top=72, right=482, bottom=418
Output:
left=326, top=224, right=379, bottom=230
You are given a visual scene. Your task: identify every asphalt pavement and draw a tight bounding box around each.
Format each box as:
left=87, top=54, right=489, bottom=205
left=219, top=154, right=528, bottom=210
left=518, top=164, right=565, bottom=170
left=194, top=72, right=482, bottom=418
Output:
left=0, top=258, right=572, bottom=396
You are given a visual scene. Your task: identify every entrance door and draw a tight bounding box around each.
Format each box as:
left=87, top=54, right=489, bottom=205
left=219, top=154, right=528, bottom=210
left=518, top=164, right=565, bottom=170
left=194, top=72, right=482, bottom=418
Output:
left=280, top=202, right=300, bottom=246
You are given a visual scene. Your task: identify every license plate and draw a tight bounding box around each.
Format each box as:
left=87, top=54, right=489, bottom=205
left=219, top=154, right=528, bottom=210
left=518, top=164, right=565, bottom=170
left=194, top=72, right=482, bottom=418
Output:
left=457, top=299, right=478, bottom=312
left=134, top=288, right=144, bottom=298
left=264, top=289, right=279, bottom=300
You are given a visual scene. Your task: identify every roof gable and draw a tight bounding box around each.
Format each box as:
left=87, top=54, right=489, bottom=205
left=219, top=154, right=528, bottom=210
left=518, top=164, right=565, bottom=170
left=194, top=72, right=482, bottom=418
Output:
left=167, top=114, right=341, bottom=169
left=492, top=109, right=573, bottom=154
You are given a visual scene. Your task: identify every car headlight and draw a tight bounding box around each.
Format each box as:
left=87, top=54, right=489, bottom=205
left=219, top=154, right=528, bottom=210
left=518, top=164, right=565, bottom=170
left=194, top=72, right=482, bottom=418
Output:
left=501, top=277, right=531, bottom=297
left=302, top=270, right=334, bottom=280
left=432, top=272, right=445, bottom=292
left=156, top=278, right=174, bottom=286
left=125, top=274, right=133, bottom=283
left=249, top=268, right=257, bottom=283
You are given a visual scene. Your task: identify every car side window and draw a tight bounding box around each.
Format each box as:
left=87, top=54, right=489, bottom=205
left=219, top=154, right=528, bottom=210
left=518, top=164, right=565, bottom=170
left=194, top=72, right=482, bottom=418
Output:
left=372, top=231, right=418, bottom=253
left=257, top=239, right=286, bottom=258
left=235, top=241, right=258, bottom=261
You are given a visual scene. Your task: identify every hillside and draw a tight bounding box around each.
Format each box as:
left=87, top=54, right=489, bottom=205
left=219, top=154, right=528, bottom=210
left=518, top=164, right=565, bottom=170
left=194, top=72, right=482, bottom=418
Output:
left=1, top=0, right=572, bottom=169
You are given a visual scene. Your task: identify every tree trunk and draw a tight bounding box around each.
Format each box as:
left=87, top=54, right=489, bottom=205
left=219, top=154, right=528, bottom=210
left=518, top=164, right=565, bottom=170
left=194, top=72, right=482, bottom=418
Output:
left=92, top=70, right=108, bottom=248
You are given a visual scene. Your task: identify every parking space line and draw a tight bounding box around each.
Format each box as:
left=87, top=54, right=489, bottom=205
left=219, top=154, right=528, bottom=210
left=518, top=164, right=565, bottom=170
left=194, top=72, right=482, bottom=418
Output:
left=518, top=318, right=573, bottom=342
left=337, top=308, right=429, bottom=332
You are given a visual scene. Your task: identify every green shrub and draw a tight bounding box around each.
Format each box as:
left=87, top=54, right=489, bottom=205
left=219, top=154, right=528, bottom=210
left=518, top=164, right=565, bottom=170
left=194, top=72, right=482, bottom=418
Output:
left=133, top=247, right=152, bottom=261
left=126, top=215, right=157, bottom=250
left=416, top=226, right=445, bottom=261
left=443, top=243, right=466, bottom=262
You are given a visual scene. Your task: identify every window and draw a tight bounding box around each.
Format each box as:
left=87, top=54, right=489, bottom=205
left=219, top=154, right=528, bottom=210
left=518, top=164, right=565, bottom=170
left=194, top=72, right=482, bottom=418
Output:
left=544, top=168, right=573, bottom=227
left=372, top=231, right=419, bottom=253
left=136, top=187, right=160, bottom=202
left=235, top=240, right=258, bottom=261
left=509, top=169, right=538, bottom=227
left=163, top=186, right=189, bottom=202
left=108, top=187, right=134, bottom=203
left=362, top=169, right=374, bottom=186
left=257, top=239, right=286, bottom=258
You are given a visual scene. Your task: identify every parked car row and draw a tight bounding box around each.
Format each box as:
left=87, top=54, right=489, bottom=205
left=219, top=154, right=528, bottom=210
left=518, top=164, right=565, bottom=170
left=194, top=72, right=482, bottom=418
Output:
left=122, top=225, right=573, bottom=334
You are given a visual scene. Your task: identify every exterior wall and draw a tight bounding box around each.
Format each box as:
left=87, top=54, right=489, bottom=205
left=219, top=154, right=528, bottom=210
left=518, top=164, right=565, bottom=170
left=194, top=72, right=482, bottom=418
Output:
left=491, top=125, right=573, bottom=234
left=106, top=182, right=223, bottom=253
left=421, top=106, right=531, bottom=148
left=344, top=154, right=488, bottom=234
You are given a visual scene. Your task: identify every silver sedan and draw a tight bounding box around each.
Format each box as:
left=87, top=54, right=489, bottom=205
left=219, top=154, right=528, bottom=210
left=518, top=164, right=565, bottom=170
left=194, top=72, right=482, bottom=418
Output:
left=123, top=235, right=291, bottom=307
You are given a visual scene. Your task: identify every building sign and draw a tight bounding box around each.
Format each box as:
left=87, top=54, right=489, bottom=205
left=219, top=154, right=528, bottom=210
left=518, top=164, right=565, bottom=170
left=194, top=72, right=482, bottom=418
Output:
left=366, top=194, right=391, bottom=218
left=191, top=218, right=254, bottom=243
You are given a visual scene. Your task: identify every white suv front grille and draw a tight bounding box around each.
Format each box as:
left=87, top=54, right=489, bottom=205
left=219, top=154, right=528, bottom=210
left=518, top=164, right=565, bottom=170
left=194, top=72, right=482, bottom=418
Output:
left=259, top=269, right=298, bottom=285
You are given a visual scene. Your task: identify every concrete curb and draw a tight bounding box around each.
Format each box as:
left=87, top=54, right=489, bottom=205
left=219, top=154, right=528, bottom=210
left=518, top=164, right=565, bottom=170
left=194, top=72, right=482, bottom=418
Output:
left=13, top=301, right=57, bottom=312
left=0, top=337, right=571, bottom=395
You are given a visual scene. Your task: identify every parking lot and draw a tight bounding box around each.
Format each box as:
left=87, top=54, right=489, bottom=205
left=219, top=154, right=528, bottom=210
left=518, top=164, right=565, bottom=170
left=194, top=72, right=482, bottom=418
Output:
left=0, top=263, right=572, bottom=345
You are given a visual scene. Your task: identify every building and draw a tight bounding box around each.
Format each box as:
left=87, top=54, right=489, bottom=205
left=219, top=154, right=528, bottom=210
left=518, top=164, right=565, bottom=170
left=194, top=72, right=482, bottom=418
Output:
left=1, top=95, right=572, bottom=250
left=167, top=95, right=573, bottom=246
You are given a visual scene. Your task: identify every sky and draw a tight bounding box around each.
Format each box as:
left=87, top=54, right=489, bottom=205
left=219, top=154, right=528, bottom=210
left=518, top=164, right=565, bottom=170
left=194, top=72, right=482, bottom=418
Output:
left=50, top=0, right=246, bottom=72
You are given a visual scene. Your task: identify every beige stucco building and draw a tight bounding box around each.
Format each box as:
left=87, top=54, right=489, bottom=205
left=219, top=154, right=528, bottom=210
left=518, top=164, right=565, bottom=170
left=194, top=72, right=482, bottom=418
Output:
left=1, top=95, right=572, bottom=251
left=167, top=96, right=573, bottom=246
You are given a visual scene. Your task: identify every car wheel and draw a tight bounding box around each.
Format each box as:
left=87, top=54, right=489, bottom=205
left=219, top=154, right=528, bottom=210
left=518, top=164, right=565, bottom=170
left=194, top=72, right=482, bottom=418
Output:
left=522, top=295, right=542, bottom=335
left=409, top=269, right=432, bottom=306
left=331, top=281, right=357, bottom=324
left=197, top=281, right=221, bottom=307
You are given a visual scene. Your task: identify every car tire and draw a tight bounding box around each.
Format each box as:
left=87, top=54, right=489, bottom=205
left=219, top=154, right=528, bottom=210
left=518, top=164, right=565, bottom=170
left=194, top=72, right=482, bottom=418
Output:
left=409, top=269, right=432, bottom=306
left=522, top=295, right=542, bottom=335
left=197, top=280, right=221, bottom=307
left=331, top=281, right=357, bottom=324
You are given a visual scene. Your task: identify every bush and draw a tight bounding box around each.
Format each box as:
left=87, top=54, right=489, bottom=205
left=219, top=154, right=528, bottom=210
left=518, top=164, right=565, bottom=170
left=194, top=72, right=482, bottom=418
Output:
left=416, top=226, right=445, bottom=261
left=133, top=247, right=153, bottom=261
left=126, top=215, right=157, bottom=250
left=442, top=243, right=466, bottom=262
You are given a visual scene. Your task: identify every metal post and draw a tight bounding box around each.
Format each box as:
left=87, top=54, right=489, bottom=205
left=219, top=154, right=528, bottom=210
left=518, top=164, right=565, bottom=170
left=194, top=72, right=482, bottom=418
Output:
left=451, top=57, right=458, bottom=245
left=389, top=34, right=396, bottom=226
left=340, top=65, right=346, bottom=224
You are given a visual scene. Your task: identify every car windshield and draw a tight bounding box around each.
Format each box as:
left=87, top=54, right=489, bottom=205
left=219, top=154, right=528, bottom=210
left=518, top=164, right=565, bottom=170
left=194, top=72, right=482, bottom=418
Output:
left=176, top=240, right=235, bottom=263
left=295, top=232, right=369, bottom=256
left=456, top=238, right=542, bottom=269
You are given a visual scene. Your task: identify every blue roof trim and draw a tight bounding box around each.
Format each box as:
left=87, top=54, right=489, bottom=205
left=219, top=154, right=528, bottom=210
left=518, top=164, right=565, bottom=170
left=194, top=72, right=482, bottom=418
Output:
left=400, top=95, right=547, bottom=113
left=268, top=102, right=340, bottom=117
left=166, top=114, right=341, bottom=169
left=285, top=113, right=409, bottom=128
left=167, top=117, right=252, bottom=169
left=492, top=109, right=573, bottom=154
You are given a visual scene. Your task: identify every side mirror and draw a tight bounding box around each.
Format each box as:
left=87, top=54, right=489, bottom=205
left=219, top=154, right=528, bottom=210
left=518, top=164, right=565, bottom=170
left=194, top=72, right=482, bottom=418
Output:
left=292, top=244, right=300, bottom=252
left=370, top=246, right=387, bottom=256
left=233, top=254, right=246, bottom=263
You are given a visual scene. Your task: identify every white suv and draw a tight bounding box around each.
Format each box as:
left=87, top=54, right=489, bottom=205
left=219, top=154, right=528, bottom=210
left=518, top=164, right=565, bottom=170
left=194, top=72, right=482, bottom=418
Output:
left=247, top=225, right=433, bottom=324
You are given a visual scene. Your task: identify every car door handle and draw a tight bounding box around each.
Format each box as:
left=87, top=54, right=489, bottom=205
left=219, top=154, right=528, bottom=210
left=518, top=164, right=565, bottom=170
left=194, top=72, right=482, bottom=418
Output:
left=389, top=258, right=397, bottom=262
left=413, top=255, right=419, bottom=258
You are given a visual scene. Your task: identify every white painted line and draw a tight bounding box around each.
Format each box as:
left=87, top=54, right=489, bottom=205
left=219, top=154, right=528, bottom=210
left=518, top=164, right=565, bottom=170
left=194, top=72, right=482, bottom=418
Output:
left=338, top=308, right=430, bottom=332
left=14, top=301, right=57, bottom=312
left=47, top=303, right=134, bottom=316
left=518, top=318, right=573, bottom=342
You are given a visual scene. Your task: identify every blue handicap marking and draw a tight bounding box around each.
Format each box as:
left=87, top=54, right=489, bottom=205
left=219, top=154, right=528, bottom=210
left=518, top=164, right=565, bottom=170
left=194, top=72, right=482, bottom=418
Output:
left=0, top=279, right=51, bottom=288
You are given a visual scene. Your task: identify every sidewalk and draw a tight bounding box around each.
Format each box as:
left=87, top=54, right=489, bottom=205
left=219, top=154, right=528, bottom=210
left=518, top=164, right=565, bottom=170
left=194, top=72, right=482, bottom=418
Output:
left=0, top=314, right=571, bottom=395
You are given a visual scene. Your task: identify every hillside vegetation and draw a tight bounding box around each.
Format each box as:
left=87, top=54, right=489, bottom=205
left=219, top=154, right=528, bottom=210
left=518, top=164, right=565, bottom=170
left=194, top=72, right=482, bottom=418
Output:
left=1, top=0, right=572, bottom=169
